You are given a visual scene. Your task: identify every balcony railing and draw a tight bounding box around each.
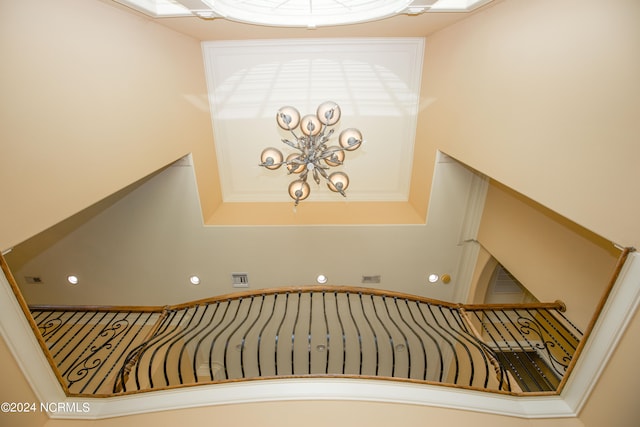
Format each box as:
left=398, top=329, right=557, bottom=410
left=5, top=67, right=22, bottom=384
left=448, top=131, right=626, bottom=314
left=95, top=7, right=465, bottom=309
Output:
left=29, top=286, right=582, bottom=397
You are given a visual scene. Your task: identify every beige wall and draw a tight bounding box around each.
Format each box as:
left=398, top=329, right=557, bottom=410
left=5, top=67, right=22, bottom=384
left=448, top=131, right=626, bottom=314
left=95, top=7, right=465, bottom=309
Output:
left=477, top=181, right=619, bottom=330
left=0, top=0, right=219, bottom=251
left=421, top=0, right=640, bottom=248
left=0, top=335, right=48, bottom=427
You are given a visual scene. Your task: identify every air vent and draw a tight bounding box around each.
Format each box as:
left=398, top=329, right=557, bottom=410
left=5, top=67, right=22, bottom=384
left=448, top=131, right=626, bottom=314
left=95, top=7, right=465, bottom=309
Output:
left=361, top=275, right=381, bottom=284
left=25, top=276, right=43, bottom=284
left=493, top=266, right=523, bottom=294
left=231, top=273, right=249, bottom=288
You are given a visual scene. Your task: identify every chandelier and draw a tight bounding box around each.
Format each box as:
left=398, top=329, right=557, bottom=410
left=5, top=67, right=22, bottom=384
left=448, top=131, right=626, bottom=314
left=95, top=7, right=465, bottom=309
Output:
left=259, top=101, right=363, bottom=205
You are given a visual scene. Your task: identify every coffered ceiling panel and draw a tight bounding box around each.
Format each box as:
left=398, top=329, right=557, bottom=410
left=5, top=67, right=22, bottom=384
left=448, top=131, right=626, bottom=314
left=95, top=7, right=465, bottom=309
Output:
left=202, top=38, right=424, bottom=203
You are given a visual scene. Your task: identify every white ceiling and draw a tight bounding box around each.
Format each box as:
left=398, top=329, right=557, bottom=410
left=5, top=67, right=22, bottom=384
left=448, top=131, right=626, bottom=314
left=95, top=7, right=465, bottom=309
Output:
left=203, top=38, right=424, bottom=203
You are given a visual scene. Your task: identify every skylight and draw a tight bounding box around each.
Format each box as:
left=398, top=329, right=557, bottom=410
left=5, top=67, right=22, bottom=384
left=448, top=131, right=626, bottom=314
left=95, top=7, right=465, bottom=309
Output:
left=114, top=0, right=493, bottom=27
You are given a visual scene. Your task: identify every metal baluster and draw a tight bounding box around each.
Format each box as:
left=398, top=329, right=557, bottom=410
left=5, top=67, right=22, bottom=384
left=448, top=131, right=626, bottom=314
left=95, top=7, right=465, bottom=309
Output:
left=274, top=293, right=290, bottom=376
left=524, top=308, right=577, bottom=374
left=93, top=311, right=156, bottom=394
left=383, top=297, right=411, bottom=378
left=307, top=292, right=313, bottom=374
left=257, top=294, right=278, bottom=377
left=346, top=292, right=363, bottom=375
left=334, top=292, right=346, bottom=374
left=450, top=308, right=494, bottom=388
left=402, top=300, right=439, bottom=381
left=418, top=304, right=461, bottom=384
left=66, top=313, right=132, bottom=389
left=55, top=312, right=108, bottom=364
left=45, top=311, right=84, bottom=343
left=291, top=292, right=302, bottom=375
left=173, top=305, right=210, bottom=385
left=472, top=310, right=528, bottom=391
left=220, top=298, right=246, bottom=380
left=188, top=302, right=220, bottom=383
left=393, top=298, right=426, bottom=380
left=495, top=309, right=555, bottom=391
left=145, top=309, right=191, bottom=388
left=163, top=306, right=202, bottom=386
left=322, top=291, right=330, bottom=374
left=205, top=301, right=232, bottom=381
left=80, top=312, right=146, bottom=394
left=240, top=294, right=266, bottom=378
left=371, top=295, right=394, bottom=377
left=355, top=293, right=378, bottom=376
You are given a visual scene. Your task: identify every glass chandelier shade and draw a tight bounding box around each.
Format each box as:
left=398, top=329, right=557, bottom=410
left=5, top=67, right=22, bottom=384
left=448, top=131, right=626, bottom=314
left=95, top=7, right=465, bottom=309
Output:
left=288, top=180, right=311, bottom=202
left=275, top=106, right=301, bottom=130
left=260, top=147, right=284, bottom=170
left=323, top=147, right=345, bottom=167
left=327, top=172, right=349, bottom=194
left=286, top=153, right=305, bottom=174
left=260, top=101, right=363, bottom=205
left=339, top=128, right=363, bottom=151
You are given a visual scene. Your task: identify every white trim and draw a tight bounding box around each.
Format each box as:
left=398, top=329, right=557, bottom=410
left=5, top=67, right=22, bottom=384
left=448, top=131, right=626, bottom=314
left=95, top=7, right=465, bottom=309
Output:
left=560, top=251, right=640, bottom=412
left=0, top=270, right=68, bottom=405
left=1, top=252, right=639, bottom=419
left=452, top=167, right=488, bottom=303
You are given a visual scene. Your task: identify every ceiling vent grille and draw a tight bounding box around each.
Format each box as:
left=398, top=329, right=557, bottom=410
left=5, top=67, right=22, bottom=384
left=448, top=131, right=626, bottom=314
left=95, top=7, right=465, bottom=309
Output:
left=361, top=275, right=381, bottom=284
left=232, top=273, right=249, bottom=288
left=493, top=266, right=523, bottom=294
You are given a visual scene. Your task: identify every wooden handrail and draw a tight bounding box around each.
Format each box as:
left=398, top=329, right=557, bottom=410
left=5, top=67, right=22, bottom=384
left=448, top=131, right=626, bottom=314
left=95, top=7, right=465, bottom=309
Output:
left=29, top=285, right=567, bottom=314
left=555, top=246, right=635, bottom=392
left=29, top=304, right=165, bottom=313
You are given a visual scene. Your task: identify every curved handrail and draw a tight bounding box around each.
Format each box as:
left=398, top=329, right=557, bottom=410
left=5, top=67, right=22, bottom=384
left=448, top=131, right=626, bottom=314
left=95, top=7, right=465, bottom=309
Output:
left=28, top=286, right=578, bottom=397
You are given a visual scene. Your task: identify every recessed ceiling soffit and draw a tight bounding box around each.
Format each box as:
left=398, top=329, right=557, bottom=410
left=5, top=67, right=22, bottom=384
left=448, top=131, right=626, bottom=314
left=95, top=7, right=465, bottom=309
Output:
left=202, top=38, right=425, bottom=204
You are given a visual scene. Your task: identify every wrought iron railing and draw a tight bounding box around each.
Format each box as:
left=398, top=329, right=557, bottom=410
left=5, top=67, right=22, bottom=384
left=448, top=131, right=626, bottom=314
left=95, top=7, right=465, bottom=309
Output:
left=461, top=305, right=580, bottom=392
left=30, top=307, right=161, bottom=395
left=29, top=287, right=582, bottom=397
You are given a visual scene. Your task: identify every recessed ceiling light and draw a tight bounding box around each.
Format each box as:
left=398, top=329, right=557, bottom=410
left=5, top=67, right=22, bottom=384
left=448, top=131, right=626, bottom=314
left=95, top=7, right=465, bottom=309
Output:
left=316, top=274, right=328, bottom=284
left=428, top=274, right=439, bottom=283
left=189, top=275, right=201, bottom=285
left=67, top=275, right=79, bottom=285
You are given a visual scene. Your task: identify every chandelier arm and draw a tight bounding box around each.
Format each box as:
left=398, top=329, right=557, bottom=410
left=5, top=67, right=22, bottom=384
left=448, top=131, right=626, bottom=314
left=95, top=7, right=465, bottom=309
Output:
left=259, top=160, right=289, bottom=168
left=281, top=139, right=300, bottom=150
left=318, top=147, right=347, bottom=159
left=316, top=166, right=330, bottom=180
left=285, top=158, right=306, bottom=175
left=318, top=128, right=334, bottom=146
left=288, top=129, right=301, bottom=141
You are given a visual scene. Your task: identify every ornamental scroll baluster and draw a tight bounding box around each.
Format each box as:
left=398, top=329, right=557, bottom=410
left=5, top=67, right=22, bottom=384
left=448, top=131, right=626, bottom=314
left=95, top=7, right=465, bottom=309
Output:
left=514, top=309, right=575, bottom=376
left=65, top=315, right=130, bottom=387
